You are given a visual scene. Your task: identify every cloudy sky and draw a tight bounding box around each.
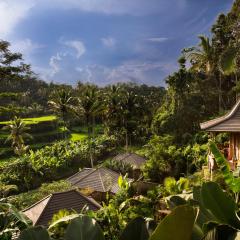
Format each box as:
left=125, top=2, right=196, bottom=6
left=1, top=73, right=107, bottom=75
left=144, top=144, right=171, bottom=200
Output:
left=1, top=0, right=233, bottom=86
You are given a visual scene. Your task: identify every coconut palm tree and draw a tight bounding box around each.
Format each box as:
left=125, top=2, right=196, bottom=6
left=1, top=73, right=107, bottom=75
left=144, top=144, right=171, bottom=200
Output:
left=184, top=35, right=224, bottom=111
left=184, top=35, right=216, bottom=74
left=119, top=89, right=140, bottom=151
left=48, top=89, right=73, bottom=138
left=219, top=44, right=239, bottom=101
left=3, top=117, right=31, bottom=156
left=103, top=85, right=122, bottom=135
left=72, top=85, right=103, bottom=167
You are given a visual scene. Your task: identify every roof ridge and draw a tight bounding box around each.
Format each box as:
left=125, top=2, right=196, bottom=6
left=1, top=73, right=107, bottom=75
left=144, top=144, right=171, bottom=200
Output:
left=200, top=99, right=240, bottom=130
left=69, top=168, right=97, bottom=185
left=67, top=168, right=92, bottom=181
left=35, top=194, right=53, bottom=226
left=74, top=190, right=102, bottom=208
left=99, top=166, right=120, bottom=176
left=119, top=152, right=132, bottom=162
left=23, top=194, right=51, bottom=212
left=98, top=168, right=106, bottom=192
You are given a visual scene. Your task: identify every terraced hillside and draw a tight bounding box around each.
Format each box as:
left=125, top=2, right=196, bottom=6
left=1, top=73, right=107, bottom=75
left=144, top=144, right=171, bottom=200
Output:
left=0, top=115, right=68, bottom=159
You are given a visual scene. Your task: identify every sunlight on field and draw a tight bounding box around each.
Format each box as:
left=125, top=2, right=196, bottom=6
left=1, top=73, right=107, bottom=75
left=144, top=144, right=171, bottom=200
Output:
left=0, top=115, right=57, bottom=125
left=70, top=133, right=88, bottom=141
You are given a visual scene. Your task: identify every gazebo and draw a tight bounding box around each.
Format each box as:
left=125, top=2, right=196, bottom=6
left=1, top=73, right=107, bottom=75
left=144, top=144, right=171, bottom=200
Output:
left=200, top=100, right=240, bottom=169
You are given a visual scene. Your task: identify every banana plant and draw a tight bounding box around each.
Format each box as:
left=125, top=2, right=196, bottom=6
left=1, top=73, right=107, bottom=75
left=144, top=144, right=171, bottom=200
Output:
left=209, top=141, right=240, bottom=202
left=17, top=205, right=199, bottom=240
left=12, top=181, right=240, bottom=240
left=0, top=203, right=31, bottom=240
left=168, top=181, right=240, bottom=239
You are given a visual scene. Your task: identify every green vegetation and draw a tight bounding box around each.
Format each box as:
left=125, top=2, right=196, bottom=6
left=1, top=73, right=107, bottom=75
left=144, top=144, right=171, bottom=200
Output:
left=0, top=135, right=117, bottom=193
left=1, top=0, right=240, bottom=239
left=70, top=133, right=87, bottom=141
left=0, top=115, right=57, bottom=125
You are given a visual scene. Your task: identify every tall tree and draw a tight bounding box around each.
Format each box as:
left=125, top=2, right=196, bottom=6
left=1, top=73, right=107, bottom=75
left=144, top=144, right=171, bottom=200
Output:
left=73, top=84, right=103, bottom=167
left=48, top=89, right=73, bottom=138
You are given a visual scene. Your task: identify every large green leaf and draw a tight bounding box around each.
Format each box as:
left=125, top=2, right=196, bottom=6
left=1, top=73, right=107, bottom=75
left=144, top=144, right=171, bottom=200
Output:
left=65, top=215, right=104, bottom=240
left=201, top=182, right=240, bottom=229
left=120, top=217, right=149, bottom=240
left=167, top=196, right=187, bottom=209
left=193, top=186, right=216, bottom=227
left=149, top=205, right=198, bottom=240
left=48, top=213, right=79, bottom=230
left=202, top=224, right=240, bottom=240
left=0, top=203, right=31, bottom=230
left=18, top=226, right=50, bottom=240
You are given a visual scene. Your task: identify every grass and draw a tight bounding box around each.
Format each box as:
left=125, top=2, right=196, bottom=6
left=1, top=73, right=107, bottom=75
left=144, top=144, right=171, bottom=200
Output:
left=70, top=133, right=88, bottom=141
left=71, top=124, right=103, bottom=134
left=0, top=115, right=57, bottom=125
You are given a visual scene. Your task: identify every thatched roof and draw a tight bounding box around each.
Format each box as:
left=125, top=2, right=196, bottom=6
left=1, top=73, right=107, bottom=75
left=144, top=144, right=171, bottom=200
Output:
left=67, top=167, right=120, bottom=194
left=200, top=100, right=240, bottom=132
left=112, top=152, right=146, bottom=169
left=23, top=190, right=100, bottom=227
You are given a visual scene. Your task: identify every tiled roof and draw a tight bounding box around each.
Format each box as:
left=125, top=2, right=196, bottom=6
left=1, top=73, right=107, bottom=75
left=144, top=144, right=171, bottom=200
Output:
left=200, top=99, right=240, bottom=132
left=23, top=189, right=101, bottom=227
left=67, top=167, right=121, bottom=194
left=112, top=152, right=146, bottom=169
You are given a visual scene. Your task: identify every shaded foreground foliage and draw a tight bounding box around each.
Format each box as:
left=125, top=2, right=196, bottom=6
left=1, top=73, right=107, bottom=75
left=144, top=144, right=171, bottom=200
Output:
left=2, top=181, right=240, bottom=239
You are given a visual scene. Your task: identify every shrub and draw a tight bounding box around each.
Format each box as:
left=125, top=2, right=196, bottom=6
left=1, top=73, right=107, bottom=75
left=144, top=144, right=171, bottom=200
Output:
left=0, top=135, right=117, bottom=193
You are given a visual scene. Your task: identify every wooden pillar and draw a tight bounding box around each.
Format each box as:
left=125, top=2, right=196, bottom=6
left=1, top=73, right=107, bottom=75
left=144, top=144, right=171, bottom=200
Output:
left=237, top=133, right=240, bottom=167
left=229, top=133, right=234, bottom=161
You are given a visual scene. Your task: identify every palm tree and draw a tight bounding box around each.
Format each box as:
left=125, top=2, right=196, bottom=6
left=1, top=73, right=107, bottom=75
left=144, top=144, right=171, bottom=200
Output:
left=219, top=45, right=239, bottom=101
left=184, top=35, right=215, bottom=74
left=48, top=89, right=73, bottom=138
left=72, top=85, right=103, bottom=167
left=3, top=117, right=31, bottom=156
left=103, top=85, right=122, bottom=135
left=184, top=35, right=224, bottom=111
left=119, top=89, right=140, bottom=151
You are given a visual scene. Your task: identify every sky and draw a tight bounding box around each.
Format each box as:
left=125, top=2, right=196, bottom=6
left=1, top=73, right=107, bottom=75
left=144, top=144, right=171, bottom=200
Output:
left=0, top=0, right=233, bottom=86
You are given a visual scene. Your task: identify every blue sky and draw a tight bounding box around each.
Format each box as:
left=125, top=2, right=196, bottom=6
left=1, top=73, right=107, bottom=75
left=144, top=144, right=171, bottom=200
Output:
left=0, top=0, right=233, bottom=86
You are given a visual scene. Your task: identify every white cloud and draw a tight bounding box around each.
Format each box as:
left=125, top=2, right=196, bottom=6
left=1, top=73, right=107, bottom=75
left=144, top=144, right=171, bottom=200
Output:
left=147, top=37, right=169, bottom=43
left=49, top=52, right=66, bottom=77
left=101, top=37, right=116, bottom=48
left=0, top=0, right=34, bottom=37
left=64, top=40, right=86, bottom=58
left=10, top=38, right=44, bottom=59
left=75, top=60, right=176, bottom=86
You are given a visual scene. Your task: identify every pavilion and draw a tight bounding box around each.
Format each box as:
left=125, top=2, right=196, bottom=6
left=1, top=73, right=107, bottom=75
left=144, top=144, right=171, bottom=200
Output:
left=200, top=100, right=240, bottom=169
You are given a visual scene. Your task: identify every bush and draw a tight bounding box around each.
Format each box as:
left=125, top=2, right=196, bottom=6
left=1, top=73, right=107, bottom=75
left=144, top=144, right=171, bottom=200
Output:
left=103, top=158, right=133, bottom=175
left=0, top=135, right=117, bottom=193
left=0, top=158, right=42, bottom=192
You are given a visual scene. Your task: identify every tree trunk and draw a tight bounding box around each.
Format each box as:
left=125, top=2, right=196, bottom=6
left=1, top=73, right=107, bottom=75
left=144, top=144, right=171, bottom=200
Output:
left=125, top=130, right=128, bottom=152
left=236, top=73, right=239, bottom=102
left=219, top=73, right=222, bottom=113
left=87, top=114, right=94, bottom=168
